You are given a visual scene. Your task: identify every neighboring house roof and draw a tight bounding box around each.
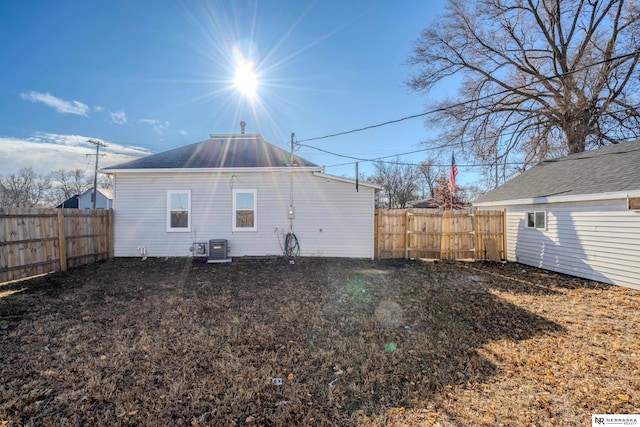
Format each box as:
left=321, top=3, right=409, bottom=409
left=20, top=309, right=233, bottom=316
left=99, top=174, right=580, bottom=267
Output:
left=407, top=198, right=439, bottom=208
left=80, top=188, right=113, bottom=200
left=56, top=188, right=113, bottom=209
left=100, top=188, right=113, bottom=200
left=103, top=134, right=319, bottom=171
left=56, top=195, right=79, bottom=208
left=475, top=140, right=640, bottom=206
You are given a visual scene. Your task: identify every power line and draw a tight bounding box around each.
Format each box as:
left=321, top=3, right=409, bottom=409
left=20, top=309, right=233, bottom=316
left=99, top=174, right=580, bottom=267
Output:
left=298, top=142, right=448, bottom=166
left=298, top=142, right=524, bottom=168
left=294, top=49, right=640, bottom=145
left=298, top=128, right=524, bottom=168
left=319, top=133, right=640, bottom=170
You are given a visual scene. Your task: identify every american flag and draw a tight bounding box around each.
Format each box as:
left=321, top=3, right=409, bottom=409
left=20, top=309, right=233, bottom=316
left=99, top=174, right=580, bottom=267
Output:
left=448, top=153, right=458, bottom=194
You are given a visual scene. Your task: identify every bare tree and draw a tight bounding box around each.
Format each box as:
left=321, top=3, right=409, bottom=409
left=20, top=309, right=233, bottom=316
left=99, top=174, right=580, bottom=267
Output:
left=432, top=172, right=465, bottom=210
left=369, top=160, right=421, bottom=208
left=98, top=173, right=113, bottom=190
left=409, top=0, right=640, bottom=174
left=49, top=169, right=92, bottom=203
left=458, top=183, right=485, bottom=204
left=418, top=158, right=440, bottom=198
left=0, top=167, right=51, bottom=208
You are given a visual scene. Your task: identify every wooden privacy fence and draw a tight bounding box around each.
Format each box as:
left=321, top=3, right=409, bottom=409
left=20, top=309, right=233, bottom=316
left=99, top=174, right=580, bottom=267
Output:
left=0, top=208, right=113, bottom=283
left=375, top=208, right=505, bottom=260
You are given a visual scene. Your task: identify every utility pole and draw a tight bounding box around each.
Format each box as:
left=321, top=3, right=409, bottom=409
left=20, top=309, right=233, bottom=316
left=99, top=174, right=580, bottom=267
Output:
left=290, top=132, right=295, bottom=166
left=86, top=139, right=108, bottom=209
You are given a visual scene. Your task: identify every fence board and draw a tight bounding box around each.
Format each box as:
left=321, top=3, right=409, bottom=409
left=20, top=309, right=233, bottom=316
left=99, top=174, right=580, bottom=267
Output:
left=0, top=208, right=112, bottom=283
left=375, top=208, right=504, bottom=260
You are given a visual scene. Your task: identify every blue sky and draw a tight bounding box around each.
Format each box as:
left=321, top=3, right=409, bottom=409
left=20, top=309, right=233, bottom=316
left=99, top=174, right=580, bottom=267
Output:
left=1, top=1, right=464, bottom=183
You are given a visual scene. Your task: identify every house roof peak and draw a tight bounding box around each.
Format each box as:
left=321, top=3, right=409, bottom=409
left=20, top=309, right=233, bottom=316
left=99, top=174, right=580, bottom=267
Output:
left=103, top=133, right=319, bottom=171
left=208, top=133, right=262, bottom=139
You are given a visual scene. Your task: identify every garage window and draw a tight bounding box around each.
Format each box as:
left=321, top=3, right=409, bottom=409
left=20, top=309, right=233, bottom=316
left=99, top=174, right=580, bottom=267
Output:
left=526, top=211, right=546, bottom=229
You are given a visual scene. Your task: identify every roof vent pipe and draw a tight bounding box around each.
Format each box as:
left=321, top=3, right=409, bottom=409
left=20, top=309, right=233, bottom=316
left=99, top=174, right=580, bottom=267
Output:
left=240, top=121, right=246, bottom=134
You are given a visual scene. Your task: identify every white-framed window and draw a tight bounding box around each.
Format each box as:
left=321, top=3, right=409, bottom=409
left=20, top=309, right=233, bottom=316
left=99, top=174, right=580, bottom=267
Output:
left=526, top=211, right=546, bottom=230
left=167, top=190, right=191, bottom=232
left=233, top=189, right=257, bottom=231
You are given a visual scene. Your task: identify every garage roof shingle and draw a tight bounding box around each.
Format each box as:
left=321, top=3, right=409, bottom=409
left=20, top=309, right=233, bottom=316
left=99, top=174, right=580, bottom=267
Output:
left=104, top=134, right=318, bottom=170
left=475, top=140, right=640, bottom=204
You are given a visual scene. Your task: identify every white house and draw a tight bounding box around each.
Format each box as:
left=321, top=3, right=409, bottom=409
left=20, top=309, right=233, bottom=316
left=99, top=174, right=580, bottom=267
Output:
left=78, top=188, right=113, bottom=209
left=56, top=188, right=113, bottom=209
left=474, top=140, right=640, bottom=290
left=102, top=132, right=380, bottom=259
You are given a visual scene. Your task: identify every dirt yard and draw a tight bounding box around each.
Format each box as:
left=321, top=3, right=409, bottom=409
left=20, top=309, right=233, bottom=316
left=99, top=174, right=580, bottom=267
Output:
left=0, top=257, right=638, bottom=426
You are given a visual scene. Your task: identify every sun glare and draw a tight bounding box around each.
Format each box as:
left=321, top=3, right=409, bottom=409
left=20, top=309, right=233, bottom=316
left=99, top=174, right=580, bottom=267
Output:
left=233, top=50, right=259, bottom=99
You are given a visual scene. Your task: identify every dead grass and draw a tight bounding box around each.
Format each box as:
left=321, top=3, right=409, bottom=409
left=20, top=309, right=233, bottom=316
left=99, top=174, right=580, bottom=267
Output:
left=0, top=257, right=638, bottom=426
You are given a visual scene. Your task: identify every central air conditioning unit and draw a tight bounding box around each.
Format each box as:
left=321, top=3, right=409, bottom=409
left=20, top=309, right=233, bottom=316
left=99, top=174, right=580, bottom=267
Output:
left=208, top=239, right=231, bottom=263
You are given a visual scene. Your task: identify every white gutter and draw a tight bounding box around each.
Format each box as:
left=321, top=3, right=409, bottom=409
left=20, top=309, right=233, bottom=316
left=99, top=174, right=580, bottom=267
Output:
left=474, top=189, right=640, bottom=207
left=312, top=172, right=383, bottom=189
left=101, top=166, right=323, bottom=174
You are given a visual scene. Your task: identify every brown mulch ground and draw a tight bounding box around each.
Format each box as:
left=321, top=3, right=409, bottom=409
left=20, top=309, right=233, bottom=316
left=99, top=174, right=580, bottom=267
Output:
left=0, top=257, right=638, bottom=426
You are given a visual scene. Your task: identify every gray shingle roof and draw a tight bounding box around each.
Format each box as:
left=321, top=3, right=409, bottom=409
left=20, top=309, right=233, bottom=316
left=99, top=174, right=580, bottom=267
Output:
left=475, top=140, right=640, bottom=204
left=103, top=134, right=318, bottom=170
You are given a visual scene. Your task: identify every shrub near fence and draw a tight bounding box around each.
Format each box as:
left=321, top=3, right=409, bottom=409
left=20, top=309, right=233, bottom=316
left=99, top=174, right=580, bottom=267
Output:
left=374, top=208, right=505, bottom=260
left=0, top=208, right=113, bottom=283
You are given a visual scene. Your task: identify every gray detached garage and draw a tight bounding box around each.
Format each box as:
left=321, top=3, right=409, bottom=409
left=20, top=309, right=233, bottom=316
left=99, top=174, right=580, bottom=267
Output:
left=474, top=140, right=640, bottom=290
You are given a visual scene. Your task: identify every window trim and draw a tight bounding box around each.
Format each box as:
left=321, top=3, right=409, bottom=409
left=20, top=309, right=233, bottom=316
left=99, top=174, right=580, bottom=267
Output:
left=232, top=189, right=257, bottom=231
left=166, top=190, right=191, bottom=232
left=526, top=211, right=546, bottom=230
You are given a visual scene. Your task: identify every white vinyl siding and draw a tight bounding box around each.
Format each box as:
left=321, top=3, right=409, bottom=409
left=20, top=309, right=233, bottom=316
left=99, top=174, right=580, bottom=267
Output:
left=111, top=171, right=376, bottom=259
left=494, top=198, right=640, bottom=290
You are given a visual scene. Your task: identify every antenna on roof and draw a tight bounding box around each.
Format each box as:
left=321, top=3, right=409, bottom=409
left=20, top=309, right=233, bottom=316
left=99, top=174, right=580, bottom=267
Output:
left=240, top=121, right=246, bottom=134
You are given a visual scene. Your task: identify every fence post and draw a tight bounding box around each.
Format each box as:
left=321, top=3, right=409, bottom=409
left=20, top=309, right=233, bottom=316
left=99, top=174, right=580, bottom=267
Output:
left=502, top=208, right=507, bottom=261
left=57, top=209, right=67, bottom=272
left=404, top=210, right=410, bottom=259
left=470, top=209, right=477, bottom=261
left=108, top=209, right=115, bottom=259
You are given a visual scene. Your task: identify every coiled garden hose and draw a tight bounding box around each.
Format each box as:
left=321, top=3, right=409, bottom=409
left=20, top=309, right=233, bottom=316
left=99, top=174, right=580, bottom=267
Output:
left=284, top=232, right=300, bottom=257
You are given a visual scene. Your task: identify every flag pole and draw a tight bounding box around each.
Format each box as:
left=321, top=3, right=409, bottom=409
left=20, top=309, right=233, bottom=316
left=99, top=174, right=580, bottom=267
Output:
left=448, top=152, right=456, bottom=258
left=448, top=152, right=458, bottom=211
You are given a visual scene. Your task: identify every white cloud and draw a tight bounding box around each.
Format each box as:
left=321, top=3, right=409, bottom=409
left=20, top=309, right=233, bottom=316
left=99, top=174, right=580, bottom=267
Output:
left=110, top=110, right=127, bottom=125
left=179, top=129, right=188, bottom=136
left=28, top=132, right=92, bottom=147
left=20, top=91, right=89, bottom=116
left=94, top=105, right=104, bottom=112
left=0, top=133, right=152, bottom=176
left=140, top=118, right=170, bottom=135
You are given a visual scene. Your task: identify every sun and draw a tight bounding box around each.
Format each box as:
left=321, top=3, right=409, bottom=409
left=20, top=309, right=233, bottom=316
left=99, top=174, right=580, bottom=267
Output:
left=233, top=54, right=258, bottom=99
